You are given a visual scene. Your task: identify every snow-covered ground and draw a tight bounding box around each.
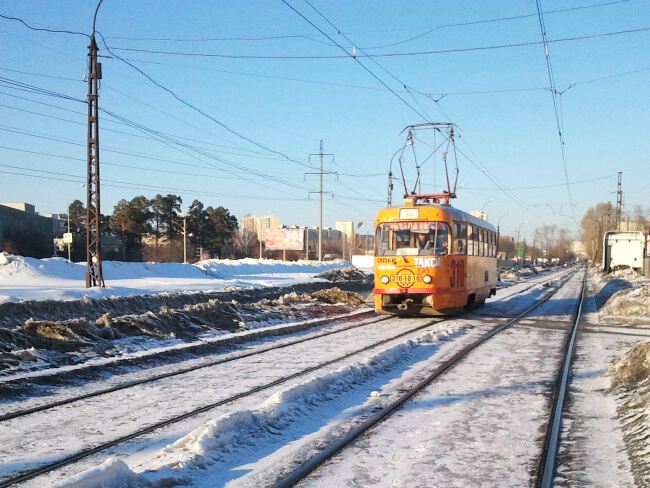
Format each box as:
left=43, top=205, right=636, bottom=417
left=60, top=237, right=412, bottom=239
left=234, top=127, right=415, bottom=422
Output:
left=4, top=266, right=648, bottom=487
left=0, top=253, right=348, bottom=304
left=0, top=272, right=572, bottom=487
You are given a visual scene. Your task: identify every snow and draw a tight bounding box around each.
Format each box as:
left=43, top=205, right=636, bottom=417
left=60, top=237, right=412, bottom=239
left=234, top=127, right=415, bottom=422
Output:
left=3, top=267, right=645, bottom=487
left=0, top=253, right=348, bottom=304
left=52, top=458, right=147, bottom=488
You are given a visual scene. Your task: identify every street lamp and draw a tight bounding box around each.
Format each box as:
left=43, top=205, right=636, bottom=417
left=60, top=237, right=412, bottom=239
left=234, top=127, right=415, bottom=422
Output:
left=179, top=203, right=200, bottom=264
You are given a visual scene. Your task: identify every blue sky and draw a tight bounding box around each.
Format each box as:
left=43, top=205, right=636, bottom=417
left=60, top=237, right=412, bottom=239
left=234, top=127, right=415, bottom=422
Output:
left=0, top=0, right=648, bottom=240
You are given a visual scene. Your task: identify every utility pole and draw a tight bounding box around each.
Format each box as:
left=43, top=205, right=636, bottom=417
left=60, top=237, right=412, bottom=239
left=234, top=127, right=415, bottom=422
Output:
left=67, top=210, right=71, bottom=262
left=85, top=1, right=105, bottom=288
left=387, top=170, right=393, bottom=207
left=182, top=214, right=187, bottom=264
left=615, top=171, right=623, bottom=231
left=319, top=141, right=323, bottom=261
left=306, top=141, right=335, bottom=262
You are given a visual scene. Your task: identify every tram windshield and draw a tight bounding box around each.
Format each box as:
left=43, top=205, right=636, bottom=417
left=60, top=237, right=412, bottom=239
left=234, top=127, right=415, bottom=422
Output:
left=375, top=221, right=450, bottom=256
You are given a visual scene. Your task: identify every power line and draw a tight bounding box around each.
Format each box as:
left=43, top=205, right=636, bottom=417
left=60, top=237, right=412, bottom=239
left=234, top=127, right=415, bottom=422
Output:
left=302, top=0, right=434, bottom=121
left=461, top=175, right=615, bottom=191
left=105, top=58, right=650, bottom=98
left=83, top=0, right=632, bottom=49
left=0, top=14, right=315, bottom=169
left=0, top=66, right=84, bottom=82
left=360, top=0, right=634, bottom=49
left=535, top=0, right=575, bottom=220
left=0, top=98, right=302, bottom=164
left=105, top=33, right=333, bottom=47
left=0, top=78, right=304, bottom=161
left=0, top=143, right=302, bottom=183
left=281, top=0, right=427, bottom=120
left=0, top=164, right=308, bottom=201
left=0, top=13, right=88, bottom=37
left=0, top=76, right=316, bottom=194
left=105, top=26, right=650, bottom=59
left=95, top=32, right=313, bottom=170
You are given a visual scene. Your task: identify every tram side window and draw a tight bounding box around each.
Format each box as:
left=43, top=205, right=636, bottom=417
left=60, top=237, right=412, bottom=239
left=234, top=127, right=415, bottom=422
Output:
left=466, top=225, right=474, bottom=256
left=477, top=228, right=483, bottom=256
left=483, top=229, right=488, bottom=256
left=453, top=222, right=467, bottom=254
left=490, top=232, right=496, bottom=257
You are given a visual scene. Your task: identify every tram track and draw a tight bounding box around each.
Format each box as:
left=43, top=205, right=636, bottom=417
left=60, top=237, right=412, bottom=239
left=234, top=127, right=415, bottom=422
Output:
left=271, top=268, right=582, bottom=487
left=1, top=271, right=566, bottom=420
left=0, top=312, right=387, bottom=422
left=535, top=270, right=586, bottom=487
left=0, top=270, right=574, bottom=487
left=0, top=316, right=451, bottom=487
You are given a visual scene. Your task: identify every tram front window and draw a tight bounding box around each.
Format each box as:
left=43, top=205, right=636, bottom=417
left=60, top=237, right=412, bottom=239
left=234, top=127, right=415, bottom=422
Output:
left=375, top=222, right=450, bottom=256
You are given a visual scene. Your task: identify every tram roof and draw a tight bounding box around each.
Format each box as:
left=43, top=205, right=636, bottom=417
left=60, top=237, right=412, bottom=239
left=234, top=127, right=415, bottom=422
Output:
left=375, top=203, right=497, bottom=232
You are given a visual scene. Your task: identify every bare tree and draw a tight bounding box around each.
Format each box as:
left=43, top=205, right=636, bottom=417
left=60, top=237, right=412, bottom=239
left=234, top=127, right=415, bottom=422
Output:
left=580, top=202, right=611, bottom=263
left=231, top=229, right=258, bottom=258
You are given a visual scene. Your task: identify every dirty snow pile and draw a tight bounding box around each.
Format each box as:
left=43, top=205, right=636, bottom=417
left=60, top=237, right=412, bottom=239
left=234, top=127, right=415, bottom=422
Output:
left=601, top=285, right=650, bottom=319
left=609, top=342, right=650, bottom=485
left=316, top=266, right=369, bottom=283
left=0, top=252, right=347, bottom=304
left=592, top=267, right=650, bottom=322
left=0, top=288, right=367, bottom=373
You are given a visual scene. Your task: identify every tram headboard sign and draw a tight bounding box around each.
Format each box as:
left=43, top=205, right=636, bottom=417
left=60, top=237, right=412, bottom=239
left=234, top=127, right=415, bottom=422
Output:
left=264, top=228, right=305, bottom=251
left=399, top=208, right=419, bottom=219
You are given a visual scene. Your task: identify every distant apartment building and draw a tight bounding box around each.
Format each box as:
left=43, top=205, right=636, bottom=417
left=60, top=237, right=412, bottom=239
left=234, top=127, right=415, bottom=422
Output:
left=335, top=221, right=354, bottom=242
left=0, top=202, right=54, bottom=258
left=241, top=214, right=281, bottom=240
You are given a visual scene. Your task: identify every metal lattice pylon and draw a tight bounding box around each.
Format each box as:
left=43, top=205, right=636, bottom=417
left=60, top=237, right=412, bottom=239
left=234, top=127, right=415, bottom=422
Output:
left=86, top=36, right=104, bottom=288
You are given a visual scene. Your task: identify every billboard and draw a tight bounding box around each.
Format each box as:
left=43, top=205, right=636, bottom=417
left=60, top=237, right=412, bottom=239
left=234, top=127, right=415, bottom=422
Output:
left=265, top=228, right=304, bottom=251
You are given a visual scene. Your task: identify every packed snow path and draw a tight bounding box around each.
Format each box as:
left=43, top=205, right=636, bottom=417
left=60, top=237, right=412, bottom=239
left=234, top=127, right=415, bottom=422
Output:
left=0, top=270, right=581, bottom=487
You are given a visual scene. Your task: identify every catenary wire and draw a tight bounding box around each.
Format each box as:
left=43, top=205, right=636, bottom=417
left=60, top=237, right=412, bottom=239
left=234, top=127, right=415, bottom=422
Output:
left=535, top=0, right=576, bottom=220
left=105, top=26, right=650, bottom=59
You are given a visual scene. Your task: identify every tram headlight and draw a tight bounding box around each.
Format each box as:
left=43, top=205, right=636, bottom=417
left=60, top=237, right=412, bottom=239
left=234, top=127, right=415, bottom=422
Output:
left=422, top=274, right=432, bottom=284
left=380, top=275, right=390, bottom=285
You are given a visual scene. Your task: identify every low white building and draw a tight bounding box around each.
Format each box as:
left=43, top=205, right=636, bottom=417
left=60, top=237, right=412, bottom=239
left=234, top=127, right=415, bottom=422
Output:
left=602, top=230, right=646, bottom=273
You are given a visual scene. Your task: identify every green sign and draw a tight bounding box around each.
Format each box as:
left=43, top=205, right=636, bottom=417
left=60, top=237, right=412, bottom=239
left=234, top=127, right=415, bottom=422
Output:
left=517, top=247, right=525, bottom=257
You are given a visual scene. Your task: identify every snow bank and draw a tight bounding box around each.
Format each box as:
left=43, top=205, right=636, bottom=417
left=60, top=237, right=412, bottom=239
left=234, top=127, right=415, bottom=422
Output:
left=601, top=284, right=650, bottom=319
left=609, top=342, right=650, bottom=485
left=0, top=253, right=346, bottom=304
left=110, top=327, right=458, bottom=482
left=55, top=458, right=149, bottom=488
left=610, top=342, right=650, bottom=390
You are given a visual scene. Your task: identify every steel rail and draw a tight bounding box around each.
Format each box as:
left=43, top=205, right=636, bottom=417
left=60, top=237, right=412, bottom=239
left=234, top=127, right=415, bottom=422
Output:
left=271, top=269, right=577, bottom=488
left=0, top=317, right=449, bottom=487
left=0, top=312, right=385, bottom=423
left=535, top=268, right=587, bottom=487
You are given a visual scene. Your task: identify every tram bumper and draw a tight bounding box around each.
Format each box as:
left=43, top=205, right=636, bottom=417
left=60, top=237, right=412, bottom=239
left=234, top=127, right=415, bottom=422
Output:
left=374, top=290, right=437, bottom=315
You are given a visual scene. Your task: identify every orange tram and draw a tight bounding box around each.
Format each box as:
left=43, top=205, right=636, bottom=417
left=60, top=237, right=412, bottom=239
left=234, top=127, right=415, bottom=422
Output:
left=373, top=195, right=497, bottom=315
